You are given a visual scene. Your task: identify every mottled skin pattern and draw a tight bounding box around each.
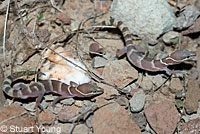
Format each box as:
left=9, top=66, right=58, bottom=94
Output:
left=99, top=18, right=195, bottom=74
left=2, top=71, right=104, bottom=109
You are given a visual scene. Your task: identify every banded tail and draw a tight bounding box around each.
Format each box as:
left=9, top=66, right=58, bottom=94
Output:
left=2, top=71, right=42, bottom=98
left=2, top=71, right=104, bottom=107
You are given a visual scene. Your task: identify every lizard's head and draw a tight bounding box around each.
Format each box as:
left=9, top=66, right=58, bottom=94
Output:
left=76, top=83, right=104, bottom=98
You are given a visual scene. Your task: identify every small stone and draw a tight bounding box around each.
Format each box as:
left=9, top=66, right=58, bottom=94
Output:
left=73, top=124, right=90, bottom=134
left=138, top=76, right=153, bottom=91
left=162, top=31, right=179, bottom=45
left=40, top=100, right=49, bottom=109
left=93, top=103, right=141, bottom=134
left=89, top=43, right=103, bottom=53
left=195, top=0, right=200, bottom=11
left=169, top=77, right=183, bottom=93
left=36, top=29, right=51, bottom=43
left=145, top=123, right=156, bottom=134
left=147, top=75, right=166, bottom=89
left=60, top=98, right=75, bottom=105
left=114, top=96, right=129, bottom=107
left=95, top=67, right=104, bottom=75
left=130, top=87, right=141, bottom=96
left=160, top=86, right=171, bottom=96
left=92, top=56, right=108, bottom=68
left=44, top=94, right=57, bottom=101
left=186, top=68, right=199, bottom=80
left=38, top=109, right=55, bottom=125
left=184, top=80, right=200, bottom=114
left=174, top=5, right=200, bottom=30
left=70, top=21, right=80, bottom=31
left=49, top=103, right=63, bottom=114
left=130, top=89, right=146, bottom=112
left=182, top=114, right=200, bottom=123
left=56, top=12, right=71, bottom=24
left=23, top=102, right=36, bottom=112
left=131, top=112, right=147, bottom=131
left=103, top=60, right=138, bottom=87
left=144, top=101, right=179, bottom=134
left=175, top=99, right=184, bottom=110
left=53, top=123, right=71, bottom=134
left=180, top=118, right=200, bottom=134
left=57, top=106, right=78, bottom=122
left=74, top=100, right=84, bottom=107
left=182, top=17, right=200, bottom=35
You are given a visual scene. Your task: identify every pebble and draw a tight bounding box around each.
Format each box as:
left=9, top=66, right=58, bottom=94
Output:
left=144, top=101, right=179, bottom=134
left=56, top=12, right=71, bottom=25
left=174, top=5, right=200, bottom=30
left=131, top=112, right=147, bottom=131
left=185, top=68, right=199, bottom=80
left=103, top=59, right=138, bottom=88
left=114, top=96, right=129, bottom=107
left=162, top=31, right=179, bottom=45
left=23, top=102, right=36, bottom=112
left=57, top=106, right=78, bottom=122
left=89, top=43, right=103, bottom=54
left=60, top=98, right=75, bottom=106
left=184, top=79, right=200, bottom=114
left=54, top=123, right=89, bottom=134
left=38, top=109, right=55, bottom=125
left=180, top=118, right=200, bottom=134
left=182, top=17, right=200, bottom=35
left=129, top=89, right=146, bottom=112
left=92, top=56, right=108, bottom=68
left=169, top=77, right=183, bottom=93
left=36, top=29, right=51, bottom=43
left=147, top=75, right=167, bottom=89
left=195, top=0, right=200, bottom=11
left=137, top=76, right=153, bottom=91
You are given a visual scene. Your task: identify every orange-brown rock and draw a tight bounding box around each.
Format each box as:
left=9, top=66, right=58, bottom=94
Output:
left=93, top=103, right=141, bottom=134
left=144, top=101, right=179, bottom=134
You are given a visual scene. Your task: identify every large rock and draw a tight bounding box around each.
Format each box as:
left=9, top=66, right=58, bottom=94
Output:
left=144, top=101, right=179, bottom=134
left=110, top=0, right=175, bottom=39
left=184, top=80, right=200, bottom=114
left=93, top=103, right=141, bottom=134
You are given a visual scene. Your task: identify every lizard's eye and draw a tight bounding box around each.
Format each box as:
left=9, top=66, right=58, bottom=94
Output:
left=186, top=56, right=191, bottom=59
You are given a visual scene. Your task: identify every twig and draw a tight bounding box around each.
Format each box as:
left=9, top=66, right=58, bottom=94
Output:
left=14, top=1, right=36, bottom=50
left=50, top=0, right=63, bottom=12
left=152, top=74, right=172, bottom=93
left=2, top=0, right=10, bottom=71
left=10, top=29, right=22, bottom=74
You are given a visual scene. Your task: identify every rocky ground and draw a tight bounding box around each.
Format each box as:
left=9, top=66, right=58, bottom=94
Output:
left=0, top=0, right=200, bottom=134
